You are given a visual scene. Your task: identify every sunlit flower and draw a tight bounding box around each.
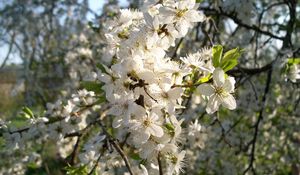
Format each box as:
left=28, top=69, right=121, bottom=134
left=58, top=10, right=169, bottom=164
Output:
left=197, top=68, right=236, bottom=114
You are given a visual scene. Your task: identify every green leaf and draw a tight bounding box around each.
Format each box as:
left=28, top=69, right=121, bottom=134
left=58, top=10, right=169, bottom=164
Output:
left=96, top=63, right=108, bottom=74
left=282, top=58, right=300, bottom=74
left=212, top=45, right=223, bottom=67
left=165, top=123, right=175, bottom=131
left=80, top=81, right=103, bottom=94
left=196, top=74, right=212, bottom=84
left=21, top=106, right=34, bottom=119
left=287, top=58, right=300, bottom=65
left=220, top=47, right=243, bottom=72
left=27, top=162, right=39, bottom=169
left=130, top=152, right=142, bottom=161
left=95, top=96, right=106, bottom=104
left=221, top=59, right=238, bottom=72
left=64, top=164, right=88, bottom=175
left=196, top=0, right=203, bottom=3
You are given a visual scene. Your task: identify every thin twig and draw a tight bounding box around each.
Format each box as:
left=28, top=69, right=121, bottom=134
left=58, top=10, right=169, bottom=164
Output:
left=158, top=152, right=164, bottom=175
left=98, top=121, right=134, bottom=175
left=243, top=68, right=273, bottom=175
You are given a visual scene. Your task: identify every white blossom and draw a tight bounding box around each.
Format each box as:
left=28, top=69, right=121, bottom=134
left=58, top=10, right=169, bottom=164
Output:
left=197, top=68, right=236, bottom=114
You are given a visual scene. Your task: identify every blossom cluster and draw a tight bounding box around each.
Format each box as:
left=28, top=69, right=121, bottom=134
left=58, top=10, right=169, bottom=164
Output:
left=3, top=89, right=97, bottom=150
left=1, top=0, right=239, bottom=174
left=95, top=0, right=237, bottom=174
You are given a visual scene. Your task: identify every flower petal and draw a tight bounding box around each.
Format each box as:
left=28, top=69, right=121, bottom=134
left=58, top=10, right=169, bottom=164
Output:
left=185, top=10, right=205, bottom=23
left=197, top=84, right=215, bottom=96
left=112, top=117, right=122, bottom=128
left=133, top=131, right=150, bottom=144
left=223, top=77, right=235, bottom=93
left=213, top=68, right=225, bottom=87
left=221, top=94, right=236, bottom=110
left=147, top=124, right=164, bottom=137
left=206, top=94, right=221, bottom=114
left=168, top=87, right=183, bottom=99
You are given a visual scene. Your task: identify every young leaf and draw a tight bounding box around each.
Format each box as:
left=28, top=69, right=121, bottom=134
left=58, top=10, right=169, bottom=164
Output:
left=212, top=45, right=223, bottom=67
left=221, top=59, right=238, bottom=72
left=96, top=63, right=109, bottom=74
left=80, top=81, right=103, bottom=94
left=21, top=107, right=34, bottom=119
left=64, top=164, right=88, bottom=175
left=222, top=48, right=241, bottom=62
left=287, top=58, right=300, bottom=65
left=220, top=47, right=243, bottom=72
left=196, top=74, right=212, bottom=84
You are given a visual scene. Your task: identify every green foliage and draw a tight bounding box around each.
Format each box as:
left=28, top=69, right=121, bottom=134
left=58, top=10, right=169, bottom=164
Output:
left=96, top=63, right=108, bottom=74
left=197, top=74, right=212, bottom=84
left=212, top=45, right=243, bottom=72
left=129, top=152, right=142, bottom=161
left=64, top=164, right=89, bottom=175
left=282, top=58, right=300, bottom=74
left=20, top=106, right=35, bottom=119
left=287, top=58, right=300, bottom=64
left=164, top=123, right=175, bottom=137
left=221, top=47, right=243, bottom=72
left=80, top=81, right=104, bottom=94
left=212, top=45, right=223, bottom=67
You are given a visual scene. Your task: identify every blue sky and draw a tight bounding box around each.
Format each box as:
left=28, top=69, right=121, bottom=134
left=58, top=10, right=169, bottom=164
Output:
left=0, top=0, right=129, bottom=65
left=87, top=0, right=129, bottom=20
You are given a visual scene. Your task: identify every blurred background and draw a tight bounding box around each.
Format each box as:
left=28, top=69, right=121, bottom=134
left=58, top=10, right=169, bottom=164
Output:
left=0, top=0, right=134, bottom=120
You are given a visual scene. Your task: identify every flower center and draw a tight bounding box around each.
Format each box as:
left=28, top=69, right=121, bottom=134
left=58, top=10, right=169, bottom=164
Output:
left=170, top=155, right=178, bottom=164
left=215, top=87, right=224, bottom=95
left=143, top=118, right=152, bottom=127
left=161, top=92, right=169, bottom=99
left=176, top=9, right=188, bottom=18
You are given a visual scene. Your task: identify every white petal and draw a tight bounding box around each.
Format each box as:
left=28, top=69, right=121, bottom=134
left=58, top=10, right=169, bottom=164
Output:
left=147, top=124, right=164, bottom=137
left=132, top=105, right=146, bottom=118
left=206, top=95, right=221, bottom=114
left=223, top=77, right=235, bottom=93
left=133, top=131, right=150, bottom=144
left=168, top=87, right=183, bottom=99
left=112, top=117, right=122, bottom=128
left=185, top=10, right=205, bottom=22
left=139, top=142, right=156, bottom=159
left=213, top=68, right=225, bottom=87
left=151, top=47, right=165, bottom=59
left=153, top=16, right=160, bottom=30
left=144, top=12, right=153, bottom=28
left=221, top=94, right=236, bottom=110
left=150, top=112, right=159, bottom=121
left=176, top=20, right=190, bottom=36
left=140, top=164, right=149, bottom=175
left=98, top=73, right=111, bottom=83
left=197, top=84, right=215, bottom=96
left=137, top=70, right=156, bottom=84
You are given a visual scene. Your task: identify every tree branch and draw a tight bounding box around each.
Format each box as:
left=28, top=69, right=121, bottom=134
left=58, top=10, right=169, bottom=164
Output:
left=243, top=68, right=273, bottom=174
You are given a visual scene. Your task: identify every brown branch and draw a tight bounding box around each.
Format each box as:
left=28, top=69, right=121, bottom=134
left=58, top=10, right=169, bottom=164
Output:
left=158, top=152, right=164, bottom=175
left=70, top=136, right=81, bottom=165
left=98, top=121, right=134, bottom=175
left=199, top=7, right=285, bottom=40
left=9, top=102, right=97, bottom=134
left=243, top=68, right=273, bottom=175
left=87, top=151, right=103, bottom=175
left=0, top=32, right=15, bottom=70
left=172, top=38, right=184, bottom=59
